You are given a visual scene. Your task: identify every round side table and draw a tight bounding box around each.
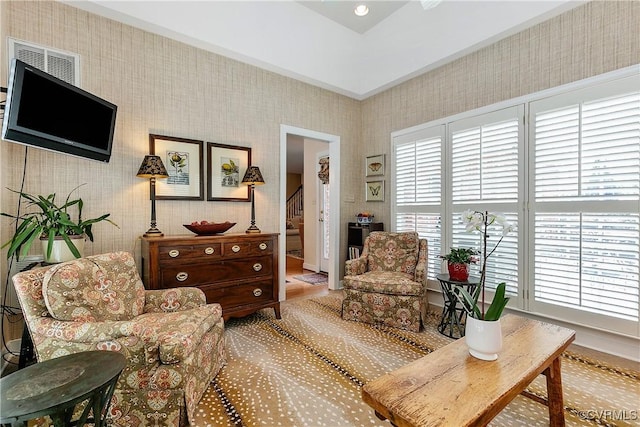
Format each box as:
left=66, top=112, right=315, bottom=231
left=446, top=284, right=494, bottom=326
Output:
left=0, top=350, right=126, bottom=427
left=436, top=273, right=480, bottom=339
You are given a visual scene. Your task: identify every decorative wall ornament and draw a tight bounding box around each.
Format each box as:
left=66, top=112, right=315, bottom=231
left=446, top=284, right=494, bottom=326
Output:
left=318, top=156, right=329, bottom=184
left=365, top=180, right=384, bottom=202
left=365, top=154, right=384, bottom=177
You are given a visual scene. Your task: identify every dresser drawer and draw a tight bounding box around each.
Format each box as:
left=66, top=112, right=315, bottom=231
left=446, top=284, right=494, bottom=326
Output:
left=158, top=256, right=273, bottom=288
left=222, top=239, right=274, bottom=259
left=157, top=243, right=223, bottom=264
left=200, top=279, right=273, bottom=309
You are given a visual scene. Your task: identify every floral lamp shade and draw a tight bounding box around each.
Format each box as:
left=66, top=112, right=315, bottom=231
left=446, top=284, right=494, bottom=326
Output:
left=241, top=166, right=265, bottom=186
left=136, top=155, right=169, bottom=178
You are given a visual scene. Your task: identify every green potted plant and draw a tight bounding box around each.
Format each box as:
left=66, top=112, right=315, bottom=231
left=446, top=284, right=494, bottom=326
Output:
left=440, top=247, right=478, bottom=281
left=454, top=210, right=515, bottom=361
left=1, top=185, right=118, bottom=263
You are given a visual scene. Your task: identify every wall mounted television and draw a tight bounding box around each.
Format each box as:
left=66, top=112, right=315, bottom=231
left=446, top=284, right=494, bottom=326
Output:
left=1, top=58, right=117, bottom=163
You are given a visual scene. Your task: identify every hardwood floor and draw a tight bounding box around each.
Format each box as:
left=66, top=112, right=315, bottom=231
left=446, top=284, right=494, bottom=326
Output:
left=285, top=255, right=329, bottom=301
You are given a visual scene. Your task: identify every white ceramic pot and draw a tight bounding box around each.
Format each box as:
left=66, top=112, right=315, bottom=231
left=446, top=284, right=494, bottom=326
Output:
left=41, top=236, right=85, bottom=264
left=465, top=316, right=502, bottom=361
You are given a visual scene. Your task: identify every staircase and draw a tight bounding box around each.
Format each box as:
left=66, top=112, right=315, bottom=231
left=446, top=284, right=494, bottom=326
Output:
left=287, top=185, right=303, bottom=218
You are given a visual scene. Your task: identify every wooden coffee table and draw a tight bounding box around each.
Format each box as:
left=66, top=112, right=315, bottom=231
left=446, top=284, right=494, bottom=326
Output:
left=362, top=314, right=575, bottom=427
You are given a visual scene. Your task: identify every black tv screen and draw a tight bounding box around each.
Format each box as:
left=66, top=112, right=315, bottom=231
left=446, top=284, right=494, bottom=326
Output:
left=1, top=59, right=117, bottom=162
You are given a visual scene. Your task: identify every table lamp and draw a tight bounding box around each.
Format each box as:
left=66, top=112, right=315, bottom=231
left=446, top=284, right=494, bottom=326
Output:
left=137, top=155, right=169, bottom=237
left=241, top=166, right=265, bottom=233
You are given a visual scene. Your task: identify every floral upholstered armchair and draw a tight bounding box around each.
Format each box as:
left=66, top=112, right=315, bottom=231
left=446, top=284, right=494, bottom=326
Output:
left=342, top=232, right=428, bottom=332
left=12, top=251, right=226, bottom=426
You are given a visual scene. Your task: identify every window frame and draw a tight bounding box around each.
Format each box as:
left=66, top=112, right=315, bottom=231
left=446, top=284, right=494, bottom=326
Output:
left=390, top=65, right=640, bottom=338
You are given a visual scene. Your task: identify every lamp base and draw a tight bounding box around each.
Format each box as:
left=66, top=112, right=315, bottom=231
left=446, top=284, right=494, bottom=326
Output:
left=144, top=228, right=164, bottom=237
left=245, top=225, right=261, bottom=234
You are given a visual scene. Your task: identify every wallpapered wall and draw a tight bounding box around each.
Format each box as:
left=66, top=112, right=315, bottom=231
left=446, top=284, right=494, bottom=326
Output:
left=1, top=1, right=638, bottom=296
left=362, top=0, right=639, bottom=226
left=0, top=1, right=362, bottom=286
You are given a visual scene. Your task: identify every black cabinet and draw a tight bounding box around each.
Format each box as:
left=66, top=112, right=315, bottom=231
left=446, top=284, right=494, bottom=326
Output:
left=347, top=222, right=384, bottom=259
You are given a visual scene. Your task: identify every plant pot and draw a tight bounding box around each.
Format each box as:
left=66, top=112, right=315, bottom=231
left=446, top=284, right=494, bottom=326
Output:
left=465, top=316, right=502, bottom=361
left=41, top=235, right=85, bottom=264
left=448, top=262, right=469, bottom=281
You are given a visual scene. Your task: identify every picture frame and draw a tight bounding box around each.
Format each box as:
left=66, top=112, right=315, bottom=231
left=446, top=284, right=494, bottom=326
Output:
left=365, top=180, right=384, bottom=202
left=365, top=154, right=384, bottom=177
left=207, top=142, right=252, bottom=202
left=150, top=134, right=204, bottom=200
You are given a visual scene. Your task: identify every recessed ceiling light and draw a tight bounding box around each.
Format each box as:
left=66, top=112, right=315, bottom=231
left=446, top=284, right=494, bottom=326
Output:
left=354, top=4, right=369, bottom=17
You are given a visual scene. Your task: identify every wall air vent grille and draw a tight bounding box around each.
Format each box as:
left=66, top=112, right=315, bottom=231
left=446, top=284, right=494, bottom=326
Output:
left=9, top=38, right=79, bottom=86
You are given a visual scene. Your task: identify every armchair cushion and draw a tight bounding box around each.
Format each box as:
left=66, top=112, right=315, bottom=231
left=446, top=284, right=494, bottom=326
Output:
left=143, top=288, right=207, bottom=313
left=134, top=304, right=223, bottom=364
left=366, top=231, right=419, bottom=275
left=343, top=271, right=423, bottom=296
left=42, top=252, right=145, bottom=322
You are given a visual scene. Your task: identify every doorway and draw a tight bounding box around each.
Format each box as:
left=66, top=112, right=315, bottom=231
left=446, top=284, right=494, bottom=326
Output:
left=280, top=125, right=341, bottom=303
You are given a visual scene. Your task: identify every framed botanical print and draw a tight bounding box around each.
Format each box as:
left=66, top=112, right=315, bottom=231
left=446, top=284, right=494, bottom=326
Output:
left=366, top=154, right=384, bottom=177
left=150, top=134, right=204, bottom=200
left=365, top=180, right=384, bottom=202
left=207, top=142, right=252, bottom=201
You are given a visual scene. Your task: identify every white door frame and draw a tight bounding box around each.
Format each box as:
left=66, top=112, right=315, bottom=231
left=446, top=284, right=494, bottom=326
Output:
left=280, top=125, right=341, bottom=302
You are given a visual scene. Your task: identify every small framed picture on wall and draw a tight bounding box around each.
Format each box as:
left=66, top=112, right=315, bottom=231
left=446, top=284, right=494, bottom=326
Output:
left=365, top=180, right=384, bottom=202
left=365, top=154, right=384, bottom=177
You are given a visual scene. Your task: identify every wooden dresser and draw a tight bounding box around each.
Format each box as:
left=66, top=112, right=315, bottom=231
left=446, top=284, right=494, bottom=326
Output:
left=141, top=233, right=280, bottom=320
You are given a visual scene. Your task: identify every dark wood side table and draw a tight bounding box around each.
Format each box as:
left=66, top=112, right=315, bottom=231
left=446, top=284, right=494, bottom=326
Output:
left=0, top=351, right=126, bottom=427
left=436, top=273, right=480, bottom=338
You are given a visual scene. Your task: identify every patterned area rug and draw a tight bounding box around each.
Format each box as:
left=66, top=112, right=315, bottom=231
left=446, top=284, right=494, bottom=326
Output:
left=194, top=293, right=639, bottom=427
left=286, top=250, right=303, bottom=259
left=292, top=273, right=328, bottom=285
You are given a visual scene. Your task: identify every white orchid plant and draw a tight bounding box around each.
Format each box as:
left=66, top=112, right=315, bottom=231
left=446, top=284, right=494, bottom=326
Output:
left=454, top=210, right=515, bottom=321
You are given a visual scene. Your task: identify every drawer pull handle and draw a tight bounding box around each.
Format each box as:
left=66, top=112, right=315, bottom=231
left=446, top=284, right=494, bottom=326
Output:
left=204, top=247, right=215, bottom=255
left=259, top=243, right=267, bottom=250
left=169, top=250, right=180, bottom=258
left=176, top=272, right=189, bottom=282
left=253, top=288, right=263, bottom=297
left=232, top=245, right=241, bottom=253
left=253, top=263, right=263, bottom=272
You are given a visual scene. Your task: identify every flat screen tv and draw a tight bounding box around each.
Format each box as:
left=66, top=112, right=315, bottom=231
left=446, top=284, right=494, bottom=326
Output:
left=1, top=58, right=117, bottom=163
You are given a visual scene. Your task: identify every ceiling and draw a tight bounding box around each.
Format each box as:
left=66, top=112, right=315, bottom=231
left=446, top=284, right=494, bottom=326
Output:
left=297, top=1, right=410, bottom=34
left=69, top=0, right=586, bottom=100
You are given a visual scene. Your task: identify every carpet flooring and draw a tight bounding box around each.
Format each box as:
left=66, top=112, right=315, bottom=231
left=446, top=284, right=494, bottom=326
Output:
left=193, top=292, right=639, bottom=427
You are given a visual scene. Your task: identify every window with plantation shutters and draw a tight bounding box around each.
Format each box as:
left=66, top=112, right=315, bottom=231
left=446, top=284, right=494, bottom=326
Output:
left=391, top=67, right=639, bottom=338
left=530, top=76, right=640, bottom=336
left=449, top=106, right=522, bottom=298
left=393, top=126, right=444, bottom=280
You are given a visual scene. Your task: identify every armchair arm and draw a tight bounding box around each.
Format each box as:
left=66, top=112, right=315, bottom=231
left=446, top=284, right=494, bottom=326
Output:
left=26, top=317, right=157, bottom=368
left=345, top=256, right=367, bottom=276
left=414, top=239, right=429, bottom=285
left=143, top=288, right=206, bottom=313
